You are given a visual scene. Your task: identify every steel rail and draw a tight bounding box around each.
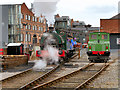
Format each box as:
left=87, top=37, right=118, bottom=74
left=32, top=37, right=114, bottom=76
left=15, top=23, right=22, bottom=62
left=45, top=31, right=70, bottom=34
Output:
left=19, top=64, right=60, bottom=90
left=31, top=63, right=94, bottom=90
left=19, top=53, right=78, bottom=90
left=1, top=68, right=33, bottom=82
left=31, top=57, right=118, bottom=90
left=75, top=57, right=118, bottom=90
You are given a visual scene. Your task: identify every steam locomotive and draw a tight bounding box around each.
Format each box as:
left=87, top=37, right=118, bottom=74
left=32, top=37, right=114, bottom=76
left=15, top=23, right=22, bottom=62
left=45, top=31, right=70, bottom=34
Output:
left=36, top=30, right=76, bottom=62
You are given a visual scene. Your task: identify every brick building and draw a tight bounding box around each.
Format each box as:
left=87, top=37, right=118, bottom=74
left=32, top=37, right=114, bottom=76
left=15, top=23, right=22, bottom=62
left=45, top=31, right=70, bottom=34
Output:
left=0, top=3, right=47, bottom=54
left=100, top=13, right=120, bottom=49
left=20, top=3, right=47, bottom=49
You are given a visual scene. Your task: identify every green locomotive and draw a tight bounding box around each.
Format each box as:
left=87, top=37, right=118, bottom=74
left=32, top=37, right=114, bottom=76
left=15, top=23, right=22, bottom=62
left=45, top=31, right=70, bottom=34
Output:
left=87, top=32, right=110, bottom=62
left=36, top=30, right=76, bottom=63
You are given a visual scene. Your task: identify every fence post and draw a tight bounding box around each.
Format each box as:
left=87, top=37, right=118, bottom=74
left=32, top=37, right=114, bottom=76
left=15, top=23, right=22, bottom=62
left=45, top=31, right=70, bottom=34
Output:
left=78, top=48, right=80, bottom=59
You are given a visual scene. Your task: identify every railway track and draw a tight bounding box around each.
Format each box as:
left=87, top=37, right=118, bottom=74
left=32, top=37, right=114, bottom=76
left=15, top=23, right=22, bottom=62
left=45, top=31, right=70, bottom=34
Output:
left=1, top=53, right=78, bottom=89
left=19, top=53, right=78, bottom=90
left=31, top=58, right=117, bottom=90
left=1, top=66, right=52, bottom=89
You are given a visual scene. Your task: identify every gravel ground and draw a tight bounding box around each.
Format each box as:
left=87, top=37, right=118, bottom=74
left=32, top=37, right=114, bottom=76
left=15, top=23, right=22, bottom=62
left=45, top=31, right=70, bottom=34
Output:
left=86, top=49, right=119, bottom=89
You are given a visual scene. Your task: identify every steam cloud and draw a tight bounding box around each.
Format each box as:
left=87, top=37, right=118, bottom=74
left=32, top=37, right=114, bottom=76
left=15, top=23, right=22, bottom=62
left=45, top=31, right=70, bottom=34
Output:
left=33, top=0, right=60, bottom=24
left=33, top=60, right=47, bottom=71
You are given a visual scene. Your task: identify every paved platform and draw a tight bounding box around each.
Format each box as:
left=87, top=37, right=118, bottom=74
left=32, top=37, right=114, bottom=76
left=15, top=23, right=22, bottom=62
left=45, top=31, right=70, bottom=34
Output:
left=0, top=61, right=34, bottom=80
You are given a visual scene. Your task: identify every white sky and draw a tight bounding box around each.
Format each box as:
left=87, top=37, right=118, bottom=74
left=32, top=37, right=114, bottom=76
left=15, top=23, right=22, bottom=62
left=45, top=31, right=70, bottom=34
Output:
left=0, top=0, right=119, bottom=27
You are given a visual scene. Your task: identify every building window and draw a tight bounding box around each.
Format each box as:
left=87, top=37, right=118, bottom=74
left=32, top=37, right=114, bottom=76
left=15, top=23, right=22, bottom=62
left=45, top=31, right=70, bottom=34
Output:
left=39, top=27, right=41, bottom=30
left=25, top=33, right=28, bottom=41
left=39, top=18, right=41, bottom=22
left=32, top=26, right=34, bottom=30
left=35, top=26, right=37, bottom=30
left=28, top=34, right=31, bottom=41
left=21, top=14, right=24, bottom=19
left=26, top=14, right=28, bottom=20
left=32, top=16, right=35, bottom=21
left=18, top=34, right=20, bottom=41
left=26, top=25, right=28, bottom=29
left=28, top=15, right=31, bottom=20
left=18, top=34, right=23, bottom=41
left=21, top=24, right=23, bottom=29
left=41, top=27, right=43, bottom=31
left=35, top=17, right=37, bottom=22
left=41, top=18, right=44, bottom=23
left=28, top=25, right=31, bottom=30
left=117, top=38, right=120, bottom=45
left=33, top=26, right=36, bottom=30
left=21, top=34, right=23, bottom=41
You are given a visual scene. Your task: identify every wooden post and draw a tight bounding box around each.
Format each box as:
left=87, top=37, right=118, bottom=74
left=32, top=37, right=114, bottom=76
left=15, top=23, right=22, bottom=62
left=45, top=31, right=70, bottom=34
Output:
left=78, top=48, right=80, bottom=59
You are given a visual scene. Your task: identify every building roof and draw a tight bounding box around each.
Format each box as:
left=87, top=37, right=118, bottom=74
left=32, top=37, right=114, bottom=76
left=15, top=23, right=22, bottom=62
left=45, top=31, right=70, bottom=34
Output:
left=110, top=13, right=120, bottom=19
left=55, top=15, right=70, bottom=21
left=0, top=3, right=22, bottom=6
left=7, top=43, right=23, bottom=46
left=71, top=27, right=99, bottom=31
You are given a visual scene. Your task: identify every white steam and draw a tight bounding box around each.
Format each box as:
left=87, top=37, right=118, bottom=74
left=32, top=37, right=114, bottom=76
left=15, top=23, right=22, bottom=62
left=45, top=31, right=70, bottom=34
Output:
left=33, top=0, right=60, bottom=24
left=44, top=45, right=59, bottom=64
left=33, top=60, right=47, bottom=71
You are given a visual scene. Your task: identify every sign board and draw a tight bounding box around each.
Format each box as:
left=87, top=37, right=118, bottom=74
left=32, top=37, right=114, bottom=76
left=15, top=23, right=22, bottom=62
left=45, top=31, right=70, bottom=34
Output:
left=117, top=38, right=120, bottom=45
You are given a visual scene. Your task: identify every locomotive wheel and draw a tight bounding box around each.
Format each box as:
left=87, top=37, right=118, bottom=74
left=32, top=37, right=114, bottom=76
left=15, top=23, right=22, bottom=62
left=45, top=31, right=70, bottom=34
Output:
left=59, top=58, right=64, bottom=63
left=100, top=59, right=107, bottom=63
left=90, top=60, right=94, bottom=63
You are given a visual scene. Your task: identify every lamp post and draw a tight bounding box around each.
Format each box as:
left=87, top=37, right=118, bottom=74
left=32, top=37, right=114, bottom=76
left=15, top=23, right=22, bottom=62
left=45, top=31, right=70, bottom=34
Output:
left=84, top=24, right=91, bottom=43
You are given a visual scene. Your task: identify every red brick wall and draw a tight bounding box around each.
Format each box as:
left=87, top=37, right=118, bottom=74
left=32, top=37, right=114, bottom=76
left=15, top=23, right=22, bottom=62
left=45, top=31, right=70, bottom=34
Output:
left=21, top=3, right=34, bottom=16
left=100, top=19, right=120, bottom=33
left=19, top=3, right=46, bottom=47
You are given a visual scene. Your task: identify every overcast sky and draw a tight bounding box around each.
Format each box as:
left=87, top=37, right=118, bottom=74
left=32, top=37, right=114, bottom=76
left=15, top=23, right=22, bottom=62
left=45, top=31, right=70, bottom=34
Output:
left=0, top=0, right=119, bottom=27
